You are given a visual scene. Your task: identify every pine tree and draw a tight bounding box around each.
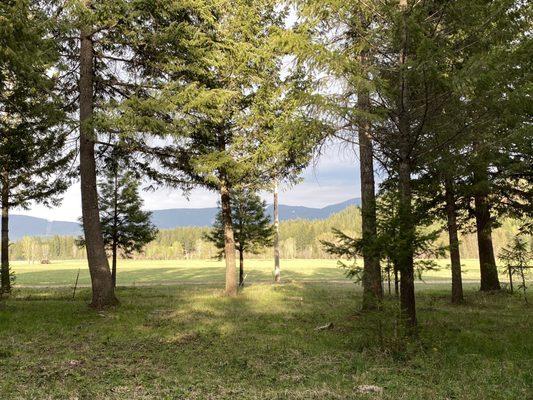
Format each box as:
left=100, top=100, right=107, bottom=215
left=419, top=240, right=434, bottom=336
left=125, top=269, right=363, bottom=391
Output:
left=79, top=161, right=158, bottom=288
left=499, top=236, right=531, bottom=302
left=0, top=0, right=73, bottom=293
left=205, top=190, right=274, bottom=287
left=292, top=0, right=384, bottom=310
left=293, top=0, right=530, bottom=327
left=110, top=1, right=318, bottom=296
left=53, top=0, right=140, bottom=308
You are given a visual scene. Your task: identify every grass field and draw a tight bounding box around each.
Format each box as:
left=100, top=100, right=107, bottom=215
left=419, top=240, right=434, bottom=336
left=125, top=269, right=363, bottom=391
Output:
left=10, top=258, right=499, bottom=287
left=0, top=283, right=531, bottom=399
left=2, top=259, right=531, bottom=399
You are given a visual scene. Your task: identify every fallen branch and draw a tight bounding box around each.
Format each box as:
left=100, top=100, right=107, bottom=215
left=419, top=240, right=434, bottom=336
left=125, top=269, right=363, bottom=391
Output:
left=314, top=322, right=334, bottom=331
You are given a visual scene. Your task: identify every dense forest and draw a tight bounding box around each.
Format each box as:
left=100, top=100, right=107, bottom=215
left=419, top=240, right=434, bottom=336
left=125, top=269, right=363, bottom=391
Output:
left=9, top=206, right=524, bottom=262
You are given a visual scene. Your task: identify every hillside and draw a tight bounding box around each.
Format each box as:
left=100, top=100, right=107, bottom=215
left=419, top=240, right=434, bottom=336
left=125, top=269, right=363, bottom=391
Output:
left=9, top=205, right=524, bottom=262
left=9, top=198, right=361, bottom=240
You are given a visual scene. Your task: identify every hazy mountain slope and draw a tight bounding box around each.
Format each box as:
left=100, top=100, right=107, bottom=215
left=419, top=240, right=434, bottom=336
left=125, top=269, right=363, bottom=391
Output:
left=10, top=198, right=361, bottom=239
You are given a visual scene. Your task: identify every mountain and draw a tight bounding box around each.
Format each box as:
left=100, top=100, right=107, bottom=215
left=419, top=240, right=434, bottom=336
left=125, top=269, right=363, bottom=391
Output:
left=9, top=215, right=83, bottom=241
left=269, top=198, right=360, bottom=221
left=10, top=198, right=361, bottom=240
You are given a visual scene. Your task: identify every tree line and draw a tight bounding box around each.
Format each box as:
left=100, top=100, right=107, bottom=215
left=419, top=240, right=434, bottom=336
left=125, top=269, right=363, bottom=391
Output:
left=0, top=0, right=531, bottom=331
left=9, top=206, right=524, bottom=262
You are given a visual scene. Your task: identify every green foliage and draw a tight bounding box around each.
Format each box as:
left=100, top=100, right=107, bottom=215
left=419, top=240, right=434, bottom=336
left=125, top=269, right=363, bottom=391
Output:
left=499, top=236, right=532, bottom=302
left=0, top=0, right=73, bottom=210
left=102, top=169, right=158, bottom=258
left=78, top=165, right=158, bottom=259
left=323, top=190, right=446, bottom=283
left=9, top=206, right=525, bottom=262
left=321, top=228, right=363, bottom=281
left=104, top=1, right=307, bottom=193
left=205, top=190, right=274, bottom=258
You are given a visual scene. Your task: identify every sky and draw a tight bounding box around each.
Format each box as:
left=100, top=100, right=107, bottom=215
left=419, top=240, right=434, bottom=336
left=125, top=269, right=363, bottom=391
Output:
left=15, top=141, right=362, bottom=222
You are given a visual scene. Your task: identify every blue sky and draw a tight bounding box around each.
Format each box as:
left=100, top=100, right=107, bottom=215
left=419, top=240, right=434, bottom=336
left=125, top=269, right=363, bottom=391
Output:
left=16, top=141, right=362, bottom=222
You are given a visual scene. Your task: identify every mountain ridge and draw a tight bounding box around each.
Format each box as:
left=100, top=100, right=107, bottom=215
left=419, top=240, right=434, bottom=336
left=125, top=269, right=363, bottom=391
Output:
left=9, top=198, right=361, bottom=240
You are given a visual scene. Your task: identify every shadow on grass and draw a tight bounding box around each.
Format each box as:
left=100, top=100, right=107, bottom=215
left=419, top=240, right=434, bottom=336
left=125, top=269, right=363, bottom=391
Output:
left=13, top=264, right=348, bottom=287
left=1, top=283, right=532, bottom=399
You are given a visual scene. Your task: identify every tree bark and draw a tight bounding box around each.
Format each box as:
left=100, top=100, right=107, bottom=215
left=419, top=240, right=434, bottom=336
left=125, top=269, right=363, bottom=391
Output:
left=444, top=176, right=464, bottom=304
left=239, top=249, right=244, bottom=287
left=358, top=49, right=383, bottom=310
left=398, top=159, right=416, bottom=329
left=79, top=11, right=117, bottom=308
left=397, top=0, right=417, bottom=330
left=111, top=242, right=117, bottom=288
left=1, top=170, right=10, bottom=293
left=111, top=166, right=118, bottom=288
left=394, top=264, right=399, bottom=299
left=472, top=164, right=501, bottom=291
left=220, top=182, right=238, bottom=296
left=387, top=261, right=391, bottom=296
left=508, top=267, right=513, bottom=294
left=273, top=180, right=281, bottom=283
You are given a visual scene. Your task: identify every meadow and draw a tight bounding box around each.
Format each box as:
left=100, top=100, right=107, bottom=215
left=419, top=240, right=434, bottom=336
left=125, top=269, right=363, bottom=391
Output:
left=1, top=282, right=531, bottom=399
left=3, top=259, right=531, bottom=399
left=11, top=258, right=491, bottom=288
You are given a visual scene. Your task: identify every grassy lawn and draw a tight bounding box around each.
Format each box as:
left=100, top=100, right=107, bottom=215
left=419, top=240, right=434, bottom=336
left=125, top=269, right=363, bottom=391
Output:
left=0, top=283, right=531, bottom=399
left=10, top=258, right=497, bottom=287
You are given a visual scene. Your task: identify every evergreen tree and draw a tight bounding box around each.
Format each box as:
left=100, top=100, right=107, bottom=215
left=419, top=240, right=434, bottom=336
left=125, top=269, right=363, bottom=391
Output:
left=0, top=0, right=73, bottom=293
left=79, top=162, right=158, bottom=288
left=205, top=190, right=274, bottom=287
left=111, top=1, right=318, bottom=296
left=292, top=0, right=384, bottom=310
left=499, top=236, right=531, bottom=302
left=52, top=0, right=141, bottom=308
left=295, top=0, right=530, bottom=327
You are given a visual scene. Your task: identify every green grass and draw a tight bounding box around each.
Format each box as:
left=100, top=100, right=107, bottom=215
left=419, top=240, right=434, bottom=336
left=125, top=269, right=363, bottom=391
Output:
left=0, top=283, right=531, bottom=399
left=11, top=258, right=493, bottom=287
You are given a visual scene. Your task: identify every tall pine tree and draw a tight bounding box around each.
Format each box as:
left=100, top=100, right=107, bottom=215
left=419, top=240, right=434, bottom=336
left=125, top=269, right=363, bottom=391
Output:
left=79, top=160, right=158, bottom=288
left=0, top=0, right=73, bottom=292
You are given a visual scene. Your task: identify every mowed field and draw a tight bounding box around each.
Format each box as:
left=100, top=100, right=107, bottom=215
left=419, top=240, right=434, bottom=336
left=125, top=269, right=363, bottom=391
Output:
left=10, top=258, right=494, bottom=287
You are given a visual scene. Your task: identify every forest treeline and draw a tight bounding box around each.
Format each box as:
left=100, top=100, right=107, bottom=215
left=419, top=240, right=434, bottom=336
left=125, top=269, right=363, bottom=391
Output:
left=10, top=206, right=522, bottom=262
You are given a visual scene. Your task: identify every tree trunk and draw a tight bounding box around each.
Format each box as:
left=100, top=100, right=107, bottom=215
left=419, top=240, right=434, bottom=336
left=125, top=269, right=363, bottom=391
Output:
left=445, top=176, right=463, bottom=304
left=1, top=171, right=10, bottom=293
left=111, top=242, right=117, bottom=288
left=394, top=264, right=399, bottom=299
left=239, top=249, right=244, bottom=287
left=398, top=160, right=416, bottom=329
left=508, top=267, right=513, bottom=294
left=397, top=0, right=416, bottom=330
left=358, top=49, right=382, bottom=310
left=111, top=166, right=118, bottom=288
left=386, top=259, right=391, bottom=296
left=273, top=180, right=281, bottom=283
left=79, top=12, right=117, bottom=308
left=473, top=165, right=501, bottom=291
left=220, top=182, right=238, bottom=296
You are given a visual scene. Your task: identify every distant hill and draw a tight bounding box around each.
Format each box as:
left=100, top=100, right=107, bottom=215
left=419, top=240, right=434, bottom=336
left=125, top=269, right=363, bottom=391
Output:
left=10, top=198, right=361, bottom=240
left=9, top=215, right=83, bottom=241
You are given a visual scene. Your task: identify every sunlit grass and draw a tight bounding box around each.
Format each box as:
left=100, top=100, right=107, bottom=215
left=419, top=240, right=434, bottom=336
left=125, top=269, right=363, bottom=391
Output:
left=10, top=258, right=496, bottom=287
left=1, top=283, right=531, bottom=399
